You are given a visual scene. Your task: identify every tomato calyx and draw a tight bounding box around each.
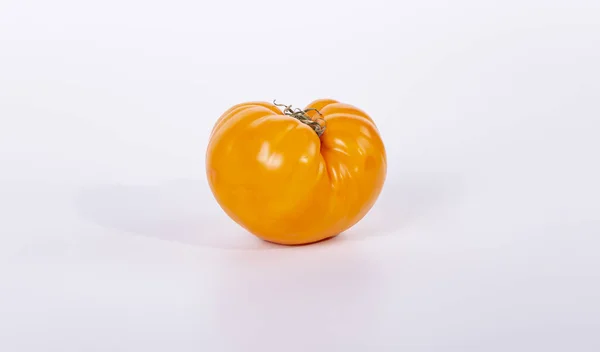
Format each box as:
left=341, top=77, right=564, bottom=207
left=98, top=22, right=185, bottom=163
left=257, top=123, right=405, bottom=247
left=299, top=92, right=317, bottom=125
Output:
left=273, top=100, right=326, bottom=137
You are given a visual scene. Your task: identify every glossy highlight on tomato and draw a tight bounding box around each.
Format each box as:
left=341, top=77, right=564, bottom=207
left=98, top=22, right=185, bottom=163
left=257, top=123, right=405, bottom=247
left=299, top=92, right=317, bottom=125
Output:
left=205, top=98, right=387, bottom=245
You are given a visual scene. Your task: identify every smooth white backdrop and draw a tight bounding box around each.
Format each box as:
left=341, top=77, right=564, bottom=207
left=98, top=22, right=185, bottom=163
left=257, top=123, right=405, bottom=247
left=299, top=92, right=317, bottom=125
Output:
left=1, top=0, right=599, bottom=351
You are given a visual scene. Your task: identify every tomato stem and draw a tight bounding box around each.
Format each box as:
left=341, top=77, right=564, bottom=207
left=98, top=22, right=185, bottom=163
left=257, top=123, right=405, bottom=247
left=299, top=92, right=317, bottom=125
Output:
left=273, top=100, right=326, bottom=137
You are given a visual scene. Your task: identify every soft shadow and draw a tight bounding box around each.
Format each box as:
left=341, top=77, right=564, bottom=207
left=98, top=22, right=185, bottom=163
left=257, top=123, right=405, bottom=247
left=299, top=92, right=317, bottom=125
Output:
left=75, top=179, right=279, bottom=250
left=75, top=174, right=458, bottom=249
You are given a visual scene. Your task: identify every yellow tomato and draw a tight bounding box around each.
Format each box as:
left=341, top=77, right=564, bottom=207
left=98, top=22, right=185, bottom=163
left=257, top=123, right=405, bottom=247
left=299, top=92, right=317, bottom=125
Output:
left=206, top=99, right=386, bottom=245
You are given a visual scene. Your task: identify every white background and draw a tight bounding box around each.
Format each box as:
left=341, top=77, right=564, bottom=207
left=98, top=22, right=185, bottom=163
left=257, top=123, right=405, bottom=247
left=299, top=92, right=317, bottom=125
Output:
left=1, top=0, right=599, bottom=350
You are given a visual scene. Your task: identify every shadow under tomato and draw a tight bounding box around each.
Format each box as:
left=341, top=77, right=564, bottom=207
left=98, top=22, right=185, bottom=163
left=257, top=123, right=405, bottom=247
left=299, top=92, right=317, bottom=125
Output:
left=75, top=179, right=278, bottom=250
left=75, top=174, right=458, bottom=250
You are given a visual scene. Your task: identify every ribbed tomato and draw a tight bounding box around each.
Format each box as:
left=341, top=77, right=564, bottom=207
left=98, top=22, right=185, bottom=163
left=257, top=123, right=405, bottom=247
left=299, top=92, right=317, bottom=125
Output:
left=206, top=99, right=386, bottom=245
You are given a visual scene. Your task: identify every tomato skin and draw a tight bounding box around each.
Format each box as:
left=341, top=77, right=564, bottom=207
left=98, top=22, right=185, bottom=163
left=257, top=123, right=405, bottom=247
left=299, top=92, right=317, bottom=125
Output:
left=206, top=99, right=386, bottom=245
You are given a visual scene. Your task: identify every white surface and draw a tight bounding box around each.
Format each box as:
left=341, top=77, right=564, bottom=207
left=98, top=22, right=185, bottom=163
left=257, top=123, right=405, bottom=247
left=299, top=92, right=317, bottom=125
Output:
left=1, top=0, right=599, bottom=351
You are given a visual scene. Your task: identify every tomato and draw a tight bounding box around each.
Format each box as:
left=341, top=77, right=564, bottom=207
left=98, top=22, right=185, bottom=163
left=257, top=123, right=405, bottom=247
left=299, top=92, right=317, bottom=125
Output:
left=205, top=98, right=386, bottom=245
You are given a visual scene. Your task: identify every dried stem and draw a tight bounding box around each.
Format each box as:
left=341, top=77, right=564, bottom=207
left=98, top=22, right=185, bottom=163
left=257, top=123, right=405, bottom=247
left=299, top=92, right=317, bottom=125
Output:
left=273, top=100, right=326, bottom=137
